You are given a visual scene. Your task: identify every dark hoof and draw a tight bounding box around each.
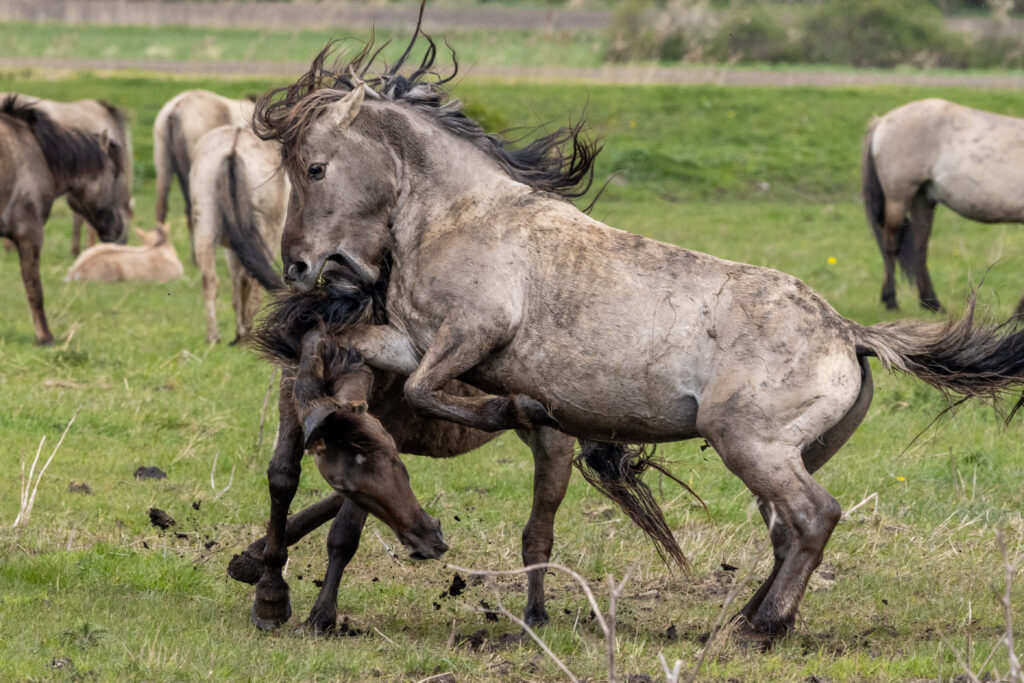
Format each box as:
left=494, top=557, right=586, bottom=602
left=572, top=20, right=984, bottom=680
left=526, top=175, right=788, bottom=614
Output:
left=920, top=299, right=943, bottom=314
left=296, top=612, right=336, bottom=635
left=250, top=595, right=292, bottom=631
left=513, top=394, right=561, bottom=430
left=227, top=550, right=264, bottom=585
left=523, top=606, right=549, bottom=627
left=728, top=616, right=785, bottom=652
left=881, top=297, right=899, bottom=311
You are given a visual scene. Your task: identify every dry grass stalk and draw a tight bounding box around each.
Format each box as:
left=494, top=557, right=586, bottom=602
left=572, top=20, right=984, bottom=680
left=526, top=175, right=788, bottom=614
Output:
left=13, top=405, right=82, bottom=528
left=448, top=560, right=637, bottom=683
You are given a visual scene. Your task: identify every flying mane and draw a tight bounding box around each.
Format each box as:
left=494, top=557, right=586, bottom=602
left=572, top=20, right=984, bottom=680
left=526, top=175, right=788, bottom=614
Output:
left=253, top=23, right=600, bottom=203
left=0, top=95, right=113, bottom=187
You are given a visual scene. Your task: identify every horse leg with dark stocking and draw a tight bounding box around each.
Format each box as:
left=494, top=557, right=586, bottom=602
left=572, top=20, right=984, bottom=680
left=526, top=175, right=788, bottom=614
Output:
left=908, top=193, right=941, bottom=312
left=516, top=426, right=575, bottom=626
left=879, top=199, right=908, bottom=311
left=251, top=372, right=304, bottom=630
left=227, top=493, right=346, bottom=585
left=301, top=498, right=368, bottom=633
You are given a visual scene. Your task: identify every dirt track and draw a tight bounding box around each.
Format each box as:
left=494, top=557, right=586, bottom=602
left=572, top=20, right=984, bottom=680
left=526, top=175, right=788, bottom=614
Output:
left=5, top=55, right=1024, bottom=90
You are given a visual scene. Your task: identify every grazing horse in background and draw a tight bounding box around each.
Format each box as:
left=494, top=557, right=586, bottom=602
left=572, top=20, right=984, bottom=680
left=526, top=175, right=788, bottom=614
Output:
left=153, top=89, right=255, bottom=259
left=65, top=224, right=182, bottom=283
left=863, top=98, right=1024, bottom=313
left=0, top=95, right=130, bottom=344
left=256, top=37, right=1024, bottom=648
left=32, top=97, right=134, bottom=256
left=0, top=96, right=133, bottom=255
left=189, top=124, right=288, bottom=344
left=233, top=281, right=686, bottom=633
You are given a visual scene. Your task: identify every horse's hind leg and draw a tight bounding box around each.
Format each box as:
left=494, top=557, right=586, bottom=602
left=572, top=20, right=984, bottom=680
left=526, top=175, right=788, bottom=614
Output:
left=227, top=493, right=346, bottom=585
left=301, top=498, right=368, bottom=634
left=736, top=357, right=873, bottom=624
left=70, top=211, right=83, bottom=257
left=195, top=224, right=220, bottom=344
left=251, top=372, right=304, bottom=630
left=908, top=194, right=941, bottom=312
left=879, top=199, right=908, bottom=310
left=515, top=426, right=575, bottom=626
left=226, top=251, right=260, bottom=344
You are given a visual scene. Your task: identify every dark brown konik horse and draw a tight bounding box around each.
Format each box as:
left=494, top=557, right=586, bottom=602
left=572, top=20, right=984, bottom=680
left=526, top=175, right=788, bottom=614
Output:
left=0, top=95, right=130, bottom=344
left=236, top=260, right=690, bottom=633
left=254, top=32, right=1024, bottom=648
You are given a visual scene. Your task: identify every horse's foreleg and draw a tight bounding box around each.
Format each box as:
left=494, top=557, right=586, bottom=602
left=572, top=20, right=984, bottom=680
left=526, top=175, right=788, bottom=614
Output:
left=228, top=493, right=346, bottom=585
left=251, top=372, right=304, bottom=630
left=516, top=427, right=575, bottom=626
left=909, top=194, right=941, bottom=312
left=13, top=231, right=53, bottom=345
left=70, top=211, right=84, bottom=257
left=301, top=498, right=368, bottom=634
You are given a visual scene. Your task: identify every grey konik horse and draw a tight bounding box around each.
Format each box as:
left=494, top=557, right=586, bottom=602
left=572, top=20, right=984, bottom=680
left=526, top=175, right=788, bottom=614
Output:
left=0, top=95, right=130, bottom=344
left=153, top=89, right=256, bottom=259
left=189, top=124, right=288, bottom=343
left=864, top=98, right=1024, bottom=313
left=254, top=40, right=1024, bottom=647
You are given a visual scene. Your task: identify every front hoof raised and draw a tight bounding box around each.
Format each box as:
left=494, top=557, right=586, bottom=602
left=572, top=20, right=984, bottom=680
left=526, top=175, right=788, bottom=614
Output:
left=512, top=394, right=561, bottom=431
left=227, top=549, right=265, bottom=585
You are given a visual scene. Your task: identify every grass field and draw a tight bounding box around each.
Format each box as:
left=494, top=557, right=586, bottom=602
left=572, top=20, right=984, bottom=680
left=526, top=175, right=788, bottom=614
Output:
left=2, top=65, right=1024, bottom=681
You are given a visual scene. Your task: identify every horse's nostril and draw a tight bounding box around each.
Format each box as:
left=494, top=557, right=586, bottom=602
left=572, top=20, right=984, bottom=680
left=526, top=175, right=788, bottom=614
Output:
left=286, top=260, right=310, bottom=282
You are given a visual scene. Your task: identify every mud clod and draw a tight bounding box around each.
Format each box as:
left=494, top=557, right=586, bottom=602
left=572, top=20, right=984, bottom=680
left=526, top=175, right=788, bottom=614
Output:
left=67, top=481, right=92, bottom=494
left=134, top=466, right=167, bottom=480
left=147, top=507, right=175, bottom=529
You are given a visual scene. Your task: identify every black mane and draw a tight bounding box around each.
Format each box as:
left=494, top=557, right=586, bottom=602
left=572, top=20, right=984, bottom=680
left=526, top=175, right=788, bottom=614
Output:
left=254, top=12, right=600, bottom=201
left=0, top=95, right=109, bottom=188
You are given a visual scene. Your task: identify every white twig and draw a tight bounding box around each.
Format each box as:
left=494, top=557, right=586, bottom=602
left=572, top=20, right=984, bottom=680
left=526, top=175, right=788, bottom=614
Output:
left=373, top=627, right=396, bottom=646
left=658, top=652, right=683, bottom=683
left=13, top=406, right=81, bottom=528
left=209, top=451, right=236, bottom=500
left=996, top=530, right=1022, bottom=683
left=841, top=492, right=878, bottom=519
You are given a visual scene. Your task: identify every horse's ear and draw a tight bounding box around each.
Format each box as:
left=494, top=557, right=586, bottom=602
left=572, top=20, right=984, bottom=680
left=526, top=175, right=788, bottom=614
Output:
left=326, top=86, right=365, bottom=132
left=133, top=227, right=146, bottom=240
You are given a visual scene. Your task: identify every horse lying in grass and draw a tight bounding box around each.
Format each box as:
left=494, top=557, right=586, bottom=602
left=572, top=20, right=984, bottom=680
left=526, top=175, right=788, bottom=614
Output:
left=0, top=95, right=130, bottom=344
left=254, top=35, right=1024, bottom=648
left=65, top=224, right=183, bottom=283
left=236, top=280, right=689, bottom=633
left=153, top=89, right=256, bottom=260
left=864, top=98, right=1024, bottom=314
left=189, top=124, right=288, bottom=344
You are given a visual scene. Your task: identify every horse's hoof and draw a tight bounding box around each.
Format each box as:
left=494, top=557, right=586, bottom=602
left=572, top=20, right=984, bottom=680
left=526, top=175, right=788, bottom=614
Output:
left=921, top=299, right=943, bottom=314
left=250, top=598, right=292, bottom=631
left=522, top=606, right=549, bottom=627
left=227, top=550, right=264, bottom=585
left=296, top=614, right=336, bottom=636
left=512, top=395, right=561, bottom=431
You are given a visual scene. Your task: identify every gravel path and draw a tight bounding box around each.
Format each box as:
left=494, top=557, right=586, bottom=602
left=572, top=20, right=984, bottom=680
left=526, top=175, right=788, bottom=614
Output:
left=4, top=55, right=1024, bottom=90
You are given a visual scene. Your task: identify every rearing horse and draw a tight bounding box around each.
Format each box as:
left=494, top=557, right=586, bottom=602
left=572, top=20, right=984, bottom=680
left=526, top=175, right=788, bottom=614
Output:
left=863, top=98, right=1024, bottom=313
left=257, top=42, right=1024, bottom=648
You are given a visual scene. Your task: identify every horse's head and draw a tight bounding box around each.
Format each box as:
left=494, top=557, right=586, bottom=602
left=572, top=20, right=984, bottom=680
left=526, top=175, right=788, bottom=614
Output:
left=279, top=86, right=397, bottom=294
left=294, top=327, right=448, bottom=560
left=66, top=130, right=132, bottom=245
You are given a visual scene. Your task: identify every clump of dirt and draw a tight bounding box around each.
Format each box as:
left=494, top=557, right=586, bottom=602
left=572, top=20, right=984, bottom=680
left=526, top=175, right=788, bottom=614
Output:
left=478, top=600, right=499, bottom=622
left=440, top=573, right=467, bottom=599
left=67, top=481, right=91, bottom=494
left=134, top=466, right=167, bottom=480
left=147, top=507, right=175, bottom=530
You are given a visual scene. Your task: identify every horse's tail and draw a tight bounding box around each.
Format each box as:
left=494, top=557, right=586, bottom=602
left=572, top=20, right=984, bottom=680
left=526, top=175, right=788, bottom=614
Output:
left=574, top=441, right=704, bottom=571
left=213, top=137, right=284, bottom=292
left=853, top=297, right=1024, bottom=408
left=154, top=105, right=191, bottom=226
left=862, top=117, right=916, bottom=281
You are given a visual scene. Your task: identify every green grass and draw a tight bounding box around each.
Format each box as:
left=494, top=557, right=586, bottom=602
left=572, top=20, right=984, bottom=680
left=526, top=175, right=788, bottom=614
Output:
left=0, top=21, right=608, bottom=69
left=1, top=70, right=1024, bottom=681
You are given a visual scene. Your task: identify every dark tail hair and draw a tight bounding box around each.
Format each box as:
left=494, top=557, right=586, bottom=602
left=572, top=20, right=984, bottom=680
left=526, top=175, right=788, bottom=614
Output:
left=164, top=109, right=192, bottom=224
left=856, top=296, right=1024, bottom=415
left=574, top=441, right=705, bottom=571
left=214, top=144, right=284, bottom=292
left=862, top=119, right=916, bottom=281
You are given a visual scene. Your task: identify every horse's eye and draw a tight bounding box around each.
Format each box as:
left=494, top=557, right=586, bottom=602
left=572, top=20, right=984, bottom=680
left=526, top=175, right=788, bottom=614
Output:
left=308, top=162, right=327, bottom=181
